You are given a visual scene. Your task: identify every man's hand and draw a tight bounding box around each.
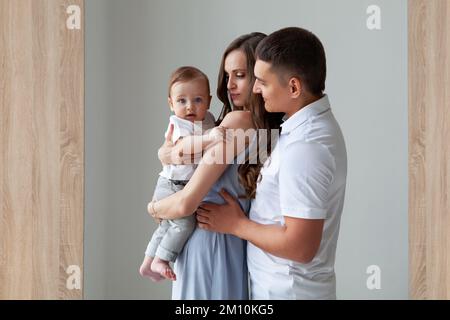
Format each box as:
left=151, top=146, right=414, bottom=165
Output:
left=196, top=189, right=247, bottom=235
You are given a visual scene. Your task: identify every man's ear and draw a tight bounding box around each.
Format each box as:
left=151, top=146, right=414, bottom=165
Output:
left=288, top=77, right=302, bottom=99
left=168, top=97, right=174, bottom=112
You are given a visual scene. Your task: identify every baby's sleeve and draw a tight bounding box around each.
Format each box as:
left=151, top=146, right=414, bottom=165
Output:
left=165, top=116, right=182, bottom=143
left=165, top=116, right=193, bottom=143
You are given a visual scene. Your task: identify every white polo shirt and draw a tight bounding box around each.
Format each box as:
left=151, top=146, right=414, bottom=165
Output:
left=247, top=95, right=347, bottom=300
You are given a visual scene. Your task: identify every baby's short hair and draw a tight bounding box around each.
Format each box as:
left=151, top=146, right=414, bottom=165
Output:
left=168, top=66, right=210, bottom=97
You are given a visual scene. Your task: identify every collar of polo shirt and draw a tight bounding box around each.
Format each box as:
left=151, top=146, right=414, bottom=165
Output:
left=280, top=94, right=331, bottom=135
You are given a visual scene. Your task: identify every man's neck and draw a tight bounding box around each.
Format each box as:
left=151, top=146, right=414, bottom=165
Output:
left=285, top=93, right=324, bottom=119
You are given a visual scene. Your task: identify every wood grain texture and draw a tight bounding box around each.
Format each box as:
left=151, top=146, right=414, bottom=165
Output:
left=0, top=0, right=84, bottom=299
left=409, top=0, right=450, bottom=300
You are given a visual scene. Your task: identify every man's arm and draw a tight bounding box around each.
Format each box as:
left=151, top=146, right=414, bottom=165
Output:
left=236, top=216, right=324, bottom=264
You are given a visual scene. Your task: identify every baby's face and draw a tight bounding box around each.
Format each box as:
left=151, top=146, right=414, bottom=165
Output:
left=168, top=79, right=211, bottom=123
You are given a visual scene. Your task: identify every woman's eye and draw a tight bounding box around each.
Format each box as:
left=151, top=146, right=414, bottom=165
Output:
left=236, top=73, right=245, bottom=78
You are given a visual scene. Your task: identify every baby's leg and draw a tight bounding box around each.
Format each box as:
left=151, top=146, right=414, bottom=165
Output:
left=151, top=216, right=196, bottom=281
left=146, top=178, right=188, bottom=281
left=141, top=219, right=171, bottom=282
left=151, top=256, right=176, bottom=281
left=139, top=255, right=164, bottom=282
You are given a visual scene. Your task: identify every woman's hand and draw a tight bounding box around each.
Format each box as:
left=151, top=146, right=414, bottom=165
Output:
left=157, top=124, right=179, bottom=165
left=158, top=124, right=203, bottom=165
left=196, top=189, right=247, bottom=235
left=147, top=200, right=162, bottom=224
left=206, top=126, right=232, bottom=147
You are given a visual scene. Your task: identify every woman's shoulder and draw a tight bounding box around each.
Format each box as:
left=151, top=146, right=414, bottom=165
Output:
left=220, top=111, right=253, bottom=130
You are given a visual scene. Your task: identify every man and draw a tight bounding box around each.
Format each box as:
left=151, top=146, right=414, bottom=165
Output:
left=196, top=27, right=347, bottom=299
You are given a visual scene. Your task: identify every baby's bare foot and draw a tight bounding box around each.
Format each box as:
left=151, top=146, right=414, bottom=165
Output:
left=139, top=256, right=164, bottom=282
left=151, top=257, right=177, bottom=281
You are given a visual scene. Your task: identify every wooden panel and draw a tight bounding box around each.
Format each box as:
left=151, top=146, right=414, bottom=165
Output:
left=409, top=0, right=450, bottom=300
left=59, top=0, right=84, bottom=300
left=0, top=0, right=84, bottom=299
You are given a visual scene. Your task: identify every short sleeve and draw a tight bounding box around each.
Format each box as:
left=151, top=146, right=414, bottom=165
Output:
left=279, top=141, right=335, bottom=219
left=166, top=116, right=192, bottom=143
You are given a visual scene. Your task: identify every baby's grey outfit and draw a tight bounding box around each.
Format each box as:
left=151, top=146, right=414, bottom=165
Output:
left=145, top=176, right=196, bottom=262
left=145, top=112, right=215, bottom=262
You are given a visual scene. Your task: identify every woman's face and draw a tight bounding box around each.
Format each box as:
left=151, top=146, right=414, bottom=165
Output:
left=224, top=49, right=250, bottom=108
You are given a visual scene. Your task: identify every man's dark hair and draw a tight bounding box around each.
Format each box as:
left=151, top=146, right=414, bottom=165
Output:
left=255, top=27, right=326, bottom=96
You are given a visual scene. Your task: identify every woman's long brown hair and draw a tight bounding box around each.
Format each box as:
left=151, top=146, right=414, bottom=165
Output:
left=216, top=33, right=284, bottom=199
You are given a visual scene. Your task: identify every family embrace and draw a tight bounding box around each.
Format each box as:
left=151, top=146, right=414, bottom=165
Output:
left=139, top=27, right=347, bottom=300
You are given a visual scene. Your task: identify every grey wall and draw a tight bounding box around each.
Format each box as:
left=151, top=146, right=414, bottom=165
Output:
left=85, top=0, right=408, bottom=299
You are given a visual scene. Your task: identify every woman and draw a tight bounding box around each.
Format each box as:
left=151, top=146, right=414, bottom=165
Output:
left=149, top=32, right=284, bottom=299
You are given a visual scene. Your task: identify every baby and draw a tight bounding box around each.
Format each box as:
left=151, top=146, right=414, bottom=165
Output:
left=139, top=66, right=224, bottom=281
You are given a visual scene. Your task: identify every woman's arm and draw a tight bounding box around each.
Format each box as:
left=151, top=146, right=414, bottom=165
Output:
left=157, top=125, right=227, bottom=165
left=157, top=124, right=198, bottom=165
left=175, top=126, right=229, bottom=157
left=149, top=111, right=254, bottom=220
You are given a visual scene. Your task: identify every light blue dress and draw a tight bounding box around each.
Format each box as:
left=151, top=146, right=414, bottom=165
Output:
left=171, top=160, right=252, bottom=300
